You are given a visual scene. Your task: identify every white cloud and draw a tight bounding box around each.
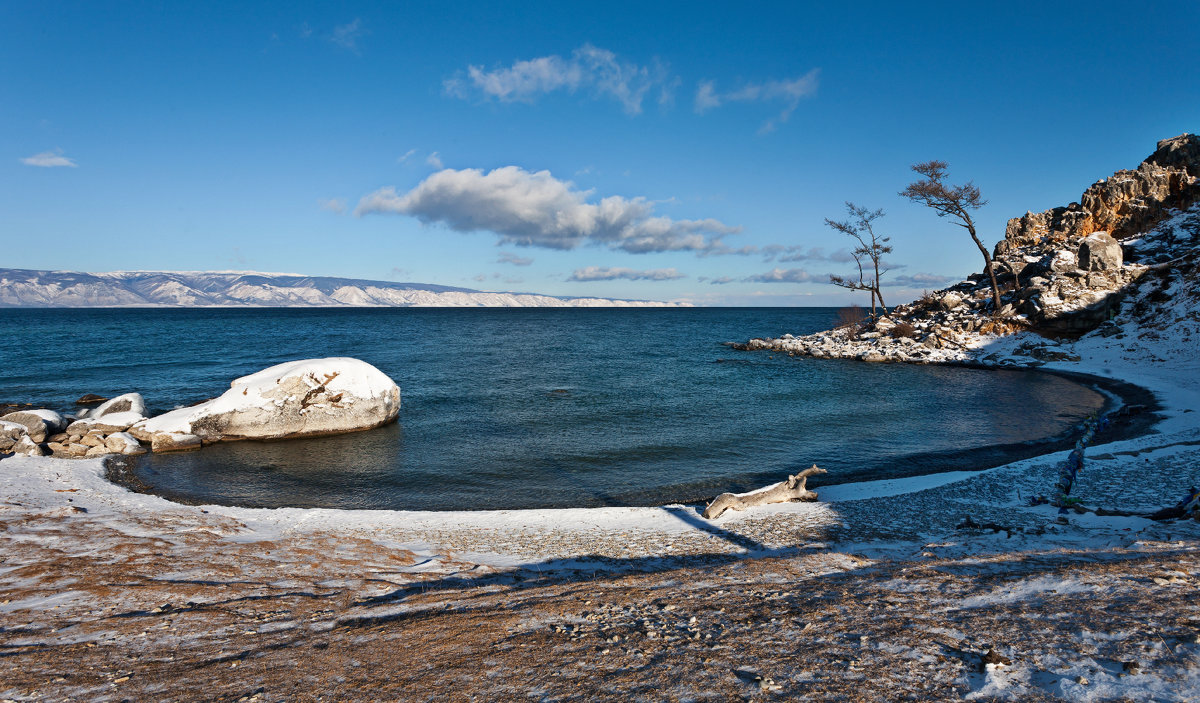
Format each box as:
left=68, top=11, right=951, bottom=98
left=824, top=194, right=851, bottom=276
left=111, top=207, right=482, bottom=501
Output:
left=397, top=149, right=416, bottom=163
left=883, top=273, right=957, bottom=288
left=318, top=197, right=346, bottom=214
left=568, top=266, right=685, bottom=282
left=331, top=19, right=364, bottom=52
left=745, top=267, right=818, bottom=283
left=757, top=244, right=855, bottom=263
left=20, top=149, right=77, bottom=168
left=356, top=165, right=741, bottom=255
left=498, top=251, right=533, bottom=266
left=445, top=44, right=674, bottom=115
left=426, top=151, right=444, bottom=169
left=693, top=68, right=820, bottom=132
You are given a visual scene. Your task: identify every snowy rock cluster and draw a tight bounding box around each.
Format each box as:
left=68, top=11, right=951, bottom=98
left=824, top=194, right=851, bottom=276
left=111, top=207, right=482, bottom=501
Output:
left=1, top=358, right=401, bottom=459
left=740, top=134, right=1200, bottom=365
left=129, top=357, right=401, bottom=450
left=1, top=394, right=148, bottom=458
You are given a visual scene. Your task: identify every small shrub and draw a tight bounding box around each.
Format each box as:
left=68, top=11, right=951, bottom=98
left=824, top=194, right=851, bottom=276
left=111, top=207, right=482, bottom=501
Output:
left=835, top=305, right=866, bottom=339
left=889, top=321, right=916, bottom=338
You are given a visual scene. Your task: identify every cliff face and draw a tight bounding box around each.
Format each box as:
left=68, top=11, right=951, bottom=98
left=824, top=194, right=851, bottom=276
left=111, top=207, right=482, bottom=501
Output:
left=740, top=134, right=1200, bottom=361
left=988, top=134, right=1198, bottom=333
left=999, top=134, right=1200, bottom=253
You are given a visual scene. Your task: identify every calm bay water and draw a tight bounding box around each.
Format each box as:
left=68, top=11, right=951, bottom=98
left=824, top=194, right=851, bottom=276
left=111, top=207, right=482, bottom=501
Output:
left=1, top=307, right=1108, bottom=510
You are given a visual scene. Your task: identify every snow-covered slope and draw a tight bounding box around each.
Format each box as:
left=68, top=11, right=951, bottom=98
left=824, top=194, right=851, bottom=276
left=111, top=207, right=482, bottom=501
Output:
left=0, top=269, right=688, bottom=308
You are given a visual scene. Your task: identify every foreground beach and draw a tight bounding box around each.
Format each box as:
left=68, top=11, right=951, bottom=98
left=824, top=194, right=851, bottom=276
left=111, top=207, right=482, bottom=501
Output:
left=3, top=307, right=1200, bottom=700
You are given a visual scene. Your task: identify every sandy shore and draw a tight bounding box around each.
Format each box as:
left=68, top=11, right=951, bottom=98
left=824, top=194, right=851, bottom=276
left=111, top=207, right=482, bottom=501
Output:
left=3, top=315, right=1200, bottom=700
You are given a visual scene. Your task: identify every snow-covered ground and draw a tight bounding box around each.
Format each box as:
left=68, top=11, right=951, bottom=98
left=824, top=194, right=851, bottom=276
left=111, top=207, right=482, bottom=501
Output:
left=2, top=209, right=1198, bottom=700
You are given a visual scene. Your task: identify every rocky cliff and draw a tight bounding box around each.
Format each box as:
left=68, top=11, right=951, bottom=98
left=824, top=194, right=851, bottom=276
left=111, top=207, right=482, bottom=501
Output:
left=738, top=134, right=1200, bottom=362
left=1000, top=134, right=1199, bottom=249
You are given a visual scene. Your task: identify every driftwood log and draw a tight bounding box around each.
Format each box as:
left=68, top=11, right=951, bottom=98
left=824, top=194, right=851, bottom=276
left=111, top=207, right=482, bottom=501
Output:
left=703, top=465, right=827, bottom=519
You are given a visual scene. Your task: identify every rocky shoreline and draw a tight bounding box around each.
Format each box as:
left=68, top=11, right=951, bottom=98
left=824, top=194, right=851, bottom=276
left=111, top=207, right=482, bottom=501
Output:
left=735, top=134, right=1198, bottom=371
left=1, top=357, right=401, bottom=461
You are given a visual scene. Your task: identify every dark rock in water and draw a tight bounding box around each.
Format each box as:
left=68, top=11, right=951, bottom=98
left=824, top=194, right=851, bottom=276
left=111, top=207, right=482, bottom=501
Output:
left=76, top=393, right=108, bottom=405
left=0, top=402, right=34, bottom=416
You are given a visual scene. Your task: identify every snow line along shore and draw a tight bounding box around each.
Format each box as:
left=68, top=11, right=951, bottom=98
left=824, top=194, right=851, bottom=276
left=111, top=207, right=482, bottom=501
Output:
left=2, top=313, right=1198, bottom=699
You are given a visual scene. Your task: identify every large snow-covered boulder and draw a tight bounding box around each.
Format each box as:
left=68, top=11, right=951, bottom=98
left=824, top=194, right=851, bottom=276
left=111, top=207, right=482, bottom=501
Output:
left=1, top=410, right=65, bottom=443
left=130, top=358, right=401, bottom=446
left=79, top=393, right=147, bottom=420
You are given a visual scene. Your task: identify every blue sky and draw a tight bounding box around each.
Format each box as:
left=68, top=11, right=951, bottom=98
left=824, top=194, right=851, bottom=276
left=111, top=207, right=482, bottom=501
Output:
left=4, top=2, right=1198, bottom=305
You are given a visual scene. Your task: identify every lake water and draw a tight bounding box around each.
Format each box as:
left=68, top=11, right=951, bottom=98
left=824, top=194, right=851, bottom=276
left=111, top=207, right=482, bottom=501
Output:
left=0, top=307, right=1109, bottom=510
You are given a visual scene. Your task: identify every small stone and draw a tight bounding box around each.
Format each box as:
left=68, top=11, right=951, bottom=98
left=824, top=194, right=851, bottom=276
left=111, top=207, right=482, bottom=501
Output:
left=13, top=435, right=45, bottom=457
left=105, top=432, right=147, bottom=455
left=76, top=394, right=108, bottom=405
left=150, top=433, right=202, bottom=453
left=1075, top=676, right=1089, bottom=685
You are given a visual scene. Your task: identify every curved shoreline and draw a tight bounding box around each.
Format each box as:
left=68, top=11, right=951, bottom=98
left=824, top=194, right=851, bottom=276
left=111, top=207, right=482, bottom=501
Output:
left=98, top=359, right=1164, bottom=514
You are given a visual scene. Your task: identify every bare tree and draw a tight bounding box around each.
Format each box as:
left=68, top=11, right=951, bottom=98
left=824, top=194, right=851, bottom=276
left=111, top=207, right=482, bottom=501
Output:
left=826, top=202, right=892, bottom=317
left=900, top=161, right=1002, bottom=314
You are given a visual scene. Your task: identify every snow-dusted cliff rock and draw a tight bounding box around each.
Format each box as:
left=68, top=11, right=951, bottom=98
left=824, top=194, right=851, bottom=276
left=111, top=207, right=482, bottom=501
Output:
left=0, top=270, right=690, bottom=308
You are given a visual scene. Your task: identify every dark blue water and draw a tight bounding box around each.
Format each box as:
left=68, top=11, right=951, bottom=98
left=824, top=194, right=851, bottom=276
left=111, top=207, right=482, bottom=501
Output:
left=0, top=308, right=1108, bottom=510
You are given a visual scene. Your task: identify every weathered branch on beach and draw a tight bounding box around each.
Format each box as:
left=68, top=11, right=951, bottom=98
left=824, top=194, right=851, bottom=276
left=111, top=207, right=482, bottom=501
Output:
left=702, top=466, right=827, bottom=520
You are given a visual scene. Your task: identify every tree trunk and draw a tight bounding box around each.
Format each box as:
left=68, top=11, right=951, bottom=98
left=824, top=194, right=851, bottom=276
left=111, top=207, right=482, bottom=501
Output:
left=702, top=466, right=827, bottom=519
left=967, top=226, right=1002, bottom=314
left=872, top=259, right=886, bottom=313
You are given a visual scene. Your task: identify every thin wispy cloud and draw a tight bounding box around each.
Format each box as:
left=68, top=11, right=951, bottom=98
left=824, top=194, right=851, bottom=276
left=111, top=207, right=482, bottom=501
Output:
left=331, top=18, right=365, bottom=53
left=20, top=149, right=77, bottom=168
left=425, top=151, right=444, bottom=169
left=445, top=44, right=674, bottom=115
left=318, top=197, right=346, bottom=214
left=397, top=149, right=417, bottom=163
left=568, top=266, right=685, bottom=282
left=883, top=273, right=956, bottom=288
left=356, top=165, right=742, bottom=255
left=744, top=267, right=818, bottom=283
left=498, top=251, right=534, bottom=266
left=759, top=244, right=855, bottom=263
left=695, top=68, right=820, bottom=133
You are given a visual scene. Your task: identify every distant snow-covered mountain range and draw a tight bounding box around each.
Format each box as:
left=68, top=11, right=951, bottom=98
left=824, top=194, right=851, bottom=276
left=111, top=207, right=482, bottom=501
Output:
left=0, top=269, right=689, bottom=308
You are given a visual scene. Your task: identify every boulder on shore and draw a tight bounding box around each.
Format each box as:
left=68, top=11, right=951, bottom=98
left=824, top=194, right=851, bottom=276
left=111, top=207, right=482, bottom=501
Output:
left=0, top=410, right=65, bottom=443
left=130, top=357, right=401, bottom=445
left=85, top=393, right=147, bottom=420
